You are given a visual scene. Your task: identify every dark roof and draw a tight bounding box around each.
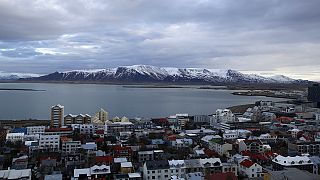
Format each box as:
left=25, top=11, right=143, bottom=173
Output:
left=145, top=160, right=170, bottom=170
left=206, top=172, right=237, bottom=180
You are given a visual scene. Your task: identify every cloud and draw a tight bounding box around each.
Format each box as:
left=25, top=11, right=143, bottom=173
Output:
left=0, top=0, right=319, bottom=80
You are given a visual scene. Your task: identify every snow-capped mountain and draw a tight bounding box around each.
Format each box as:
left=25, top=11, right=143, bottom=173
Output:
left=0, top=72, right=40, bottom=80
left=21, top=65, right=307, bottom=85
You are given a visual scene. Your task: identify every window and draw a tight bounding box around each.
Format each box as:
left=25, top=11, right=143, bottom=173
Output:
left=252, top=174, right=254, bottom=177
left=152, top=176, right=155, bottom=179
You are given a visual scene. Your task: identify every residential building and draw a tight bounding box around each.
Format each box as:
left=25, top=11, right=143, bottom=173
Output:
left=308, top=84, right=320, bottom=108
left=6, top=133, right=24, bottom=142
left=26, top=126, right=45, bottom=135
left=138, top=151, right=154, bottom=163
left=239, top=139, right=264, bottom=153
left=39, top=135, right=60, bottom=151
left=209, top=141, right=233, bottom=157
left=143, top=160, right=170, bottom=180
left=238, top=159, right=263, bottom=178
left=64, top=114, right=91, bottom=126
left=214, top=109, right=235, bottom=123
left=272, top=155, right=314, bottom=173
left=0, top=169, right=31, bottom=180
left=50, top=104, right=64, bottom=128
left=105, top=121, right=134, bottom=135
left=73, top=165, right=111, bottom=180
left=92, top=108, right=109, bottom=125
left=169, top=160, right=186, bottom=178
left=61, top=137, right=81, bottom=153
left=288, top=141, right=320, bottom=156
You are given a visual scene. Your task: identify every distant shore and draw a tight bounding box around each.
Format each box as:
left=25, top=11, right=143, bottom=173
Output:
left=0, top=88, right=45, bottom=91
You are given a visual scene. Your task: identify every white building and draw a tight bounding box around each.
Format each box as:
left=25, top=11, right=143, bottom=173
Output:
left=169, top=160, right=186, bottom=179
left=238, top=159, right=263, bottom=178
left=50, top=104, right=64, bottom=128
left=62, top=139, right=81, bottom=153
left=209, top=141, right=233, bottom=157
left=143, top=160, right=170, bottom=180
left=171, top=138, right=193, bottom=149
left=214, top=109, right=236, bottom=123
left=26, top=126, right=45, bottom=135
left=6, top=133, right=25, bottom=142
left=73, top=165, right=111, bottom=180
left=39, top=135, right=60, bottom=151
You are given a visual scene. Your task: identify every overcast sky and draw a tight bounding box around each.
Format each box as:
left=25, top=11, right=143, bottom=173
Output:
left=0, top=0, right=319, bottom=80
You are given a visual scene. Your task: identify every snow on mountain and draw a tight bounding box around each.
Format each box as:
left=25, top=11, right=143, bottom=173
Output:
left=23, top=65, right=305, bottom=84
left=0, top=72, right=40, bottom=80
left=269, top=75, right=295, bottom=82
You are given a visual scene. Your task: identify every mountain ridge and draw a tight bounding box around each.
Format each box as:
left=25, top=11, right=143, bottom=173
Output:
left=17, top=65, right=308, bottom=85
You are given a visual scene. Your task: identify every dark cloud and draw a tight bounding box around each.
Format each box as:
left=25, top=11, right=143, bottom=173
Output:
left=0, top=0, right=319, bottom=80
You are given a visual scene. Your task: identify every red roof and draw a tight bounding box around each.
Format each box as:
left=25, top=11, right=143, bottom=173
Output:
left=95, top=130, right=104, bottom=134
left=95, top=138, right=104, bottom=143
left=45, top=128, right=72, bottom=132
left=95, top=156, right=114, bottom=164
left=240, top=159, right=255, bottom=168
left=206, top=172, right=237, bottom=180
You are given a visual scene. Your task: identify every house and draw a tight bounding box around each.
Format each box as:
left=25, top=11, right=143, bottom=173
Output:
left=143, top=160, right=170, bottom=180
left=272, top=155, right=314, bottom=173
left=138, top=151, right=154, bottom=162
left=61, top=137, right=81, bottom=153
left=0, top=169, right=31, bottom=180
left=112, top=146, right=133, bottom=161
left=209, top=140, right=233, bottom=157
left=12, top=155, right=28, bottom=170
left=239, top=139, right=264, bottom=153
left=238, top=159, right=263, bottom=178
left=121, top=162, right=133, bottom=173
left=171, top=138, right=193, bottom=149
left=222, top=163, right=238, bottom=176
left=73, top=165, right=111, bottom=180
left=169, top=160, right=186, bottom=179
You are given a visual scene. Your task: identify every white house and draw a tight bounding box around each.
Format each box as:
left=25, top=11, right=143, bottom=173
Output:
left=171, top=138, right=193, bottom=149
left=238, top=159, right=263, bottom=178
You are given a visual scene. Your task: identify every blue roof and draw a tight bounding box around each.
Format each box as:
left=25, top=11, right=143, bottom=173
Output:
left=11, top=128, right=27, bottom=134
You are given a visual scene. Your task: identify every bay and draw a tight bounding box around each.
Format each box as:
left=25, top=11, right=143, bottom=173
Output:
left=0, top=83, right=286, bottom=120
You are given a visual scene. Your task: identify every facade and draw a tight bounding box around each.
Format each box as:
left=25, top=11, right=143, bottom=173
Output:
left=143, top=160, right=170, bottom=180
left=50, top=104, right=64, bottom=128
left=39, top=135, right=60, bottom=151
left=92, top=108, right=109, bottom=125
left=239, top=139, right=264, bottom=153
left=238, top=159, right=263, bottom=178
left=272, top=155, right=314, bottom=173
left=105, top=122, right=134, bottom=135
left=288, top=141, right=320, bottom=156
left=308, top=84, right=320, bottom=108
left=64, top=114, right=91, bottom=126
left=209, top=141, right=233, bottom=156
left=26, top=126, right=45, bottom=135
left=214, top=109, right=235, bottom=123
left=6, top=133, right=25, bottom=142
left=0, top=169, right=32, bottom=180
left=138, top=151, right=154, bottom=163
left=61, top=138, right=81, bottom=153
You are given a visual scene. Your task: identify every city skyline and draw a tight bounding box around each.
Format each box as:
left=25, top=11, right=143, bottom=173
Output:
left=0, top=0, right=320, bottom=81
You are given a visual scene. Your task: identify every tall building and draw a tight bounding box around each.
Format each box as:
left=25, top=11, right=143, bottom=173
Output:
left=50, top=104, right=64, bottom=128
left=92, top=108, right=108, bottom=125
left=308, top=84, right=320, bottom=108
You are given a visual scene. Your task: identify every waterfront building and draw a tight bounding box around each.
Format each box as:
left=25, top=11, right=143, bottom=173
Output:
left=64, top=114, right=91, bottom=126
left=50, top=104, right=64, bottom=128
